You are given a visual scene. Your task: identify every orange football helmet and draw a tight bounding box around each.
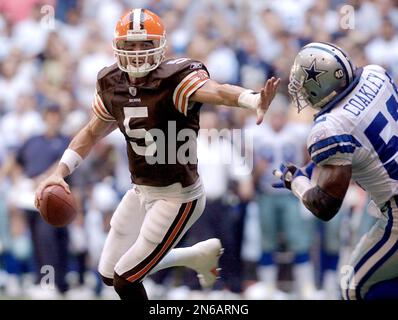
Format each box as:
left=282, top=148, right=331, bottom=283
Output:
left=113, top=9, right=166, bottom=77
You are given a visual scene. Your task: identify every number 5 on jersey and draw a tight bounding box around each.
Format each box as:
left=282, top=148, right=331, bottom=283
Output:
left=364, top=94, right=398, bottom=180
left=123, top=107, right=156, bottom=156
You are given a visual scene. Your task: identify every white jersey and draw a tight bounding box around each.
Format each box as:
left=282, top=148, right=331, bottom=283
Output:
left=256, top=122, right=310, bottom=193
left=308, top=65, right=398, bottom=206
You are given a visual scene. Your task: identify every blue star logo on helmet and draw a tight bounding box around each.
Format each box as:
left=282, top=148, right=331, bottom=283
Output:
left=301, top=60, right=327, bottom=87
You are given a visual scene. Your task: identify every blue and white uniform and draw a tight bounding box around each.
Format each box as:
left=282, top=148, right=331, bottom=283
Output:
left=254, top=121, right=314, bottom=257
left=308, top=64, right=398, bottom=300
left=257, top=123, right=309, bottom=194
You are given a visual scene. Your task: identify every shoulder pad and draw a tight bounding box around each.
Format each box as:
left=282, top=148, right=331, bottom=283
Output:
left=364, top=64, right=386, bottom=74
left=97, top=63, right=120, bottom=81
left=96, top=63, right=121, bottom=91
left=150, top=58, right=208, bottom=80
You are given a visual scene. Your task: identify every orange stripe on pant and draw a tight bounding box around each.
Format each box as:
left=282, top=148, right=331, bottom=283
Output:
left=126, top=201, right=193, bottom=282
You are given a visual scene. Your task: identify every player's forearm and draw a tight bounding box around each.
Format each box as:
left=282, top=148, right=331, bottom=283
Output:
left=55, top=128, right=94, bottom=178
left=53, top=163, right=71, bottom=179
left=58, top=117, right=116, bottom=177
left=212, top=83, right=246, bottom=107
left=192, top=80, right=251, bottom=107
left=288, top=175, right=342, bottom=221
left=206, top=83, right=261, bottom=111
left=69, top=116, right=117, bottom=158
left=302, top=186, right=343, bottom=221
left=68, top=125, right=98, bottom=160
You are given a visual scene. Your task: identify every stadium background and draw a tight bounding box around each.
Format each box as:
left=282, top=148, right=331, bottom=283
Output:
left=0, top=0, right=397, bottom=299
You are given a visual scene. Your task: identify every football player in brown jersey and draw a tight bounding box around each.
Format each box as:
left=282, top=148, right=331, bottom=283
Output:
left=35, top=9, right=280, bottom=300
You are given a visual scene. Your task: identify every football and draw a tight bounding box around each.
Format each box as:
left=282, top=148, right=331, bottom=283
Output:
left=39, top=185, right=77, bottom=227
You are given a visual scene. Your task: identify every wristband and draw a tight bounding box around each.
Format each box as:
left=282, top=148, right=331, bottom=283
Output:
left=238, top=89, right=260, bottom=110
left=291, top=175, right=313, bottom=200
left=60, top=149, right=83, bottom=174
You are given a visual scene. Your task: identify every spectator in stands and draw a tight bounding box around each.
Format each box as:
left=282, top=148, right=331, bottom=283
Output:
left=12, top=105, right=70, bottom=298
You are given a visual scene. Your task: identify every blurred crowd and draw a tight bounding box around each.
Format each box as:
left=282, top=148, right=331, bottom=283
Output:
left=0, top=0, right=396, bottom=299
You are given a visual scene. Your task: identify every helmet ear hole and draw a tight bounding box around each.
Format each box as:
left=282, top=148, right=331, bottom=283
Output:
left=310, top=91, right=317, bottom=97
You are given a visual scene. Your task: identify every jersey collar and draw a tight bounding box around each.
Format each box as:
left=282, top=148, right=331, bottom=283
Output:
left=120, top=70, right=161, bottom=90
left=314, top=67, right=364, bottom=120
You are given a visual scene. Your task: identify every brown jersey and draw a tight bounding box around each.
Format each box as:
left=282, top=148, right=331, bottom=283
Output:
left=91, top=58, right=210, bottom=187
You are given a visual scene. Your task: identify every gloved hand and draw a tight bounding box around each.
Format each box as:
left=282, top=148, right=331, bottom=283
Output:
left=272, top=163, right=306, bottom=190
left=302, top=161, right=315, bottom=179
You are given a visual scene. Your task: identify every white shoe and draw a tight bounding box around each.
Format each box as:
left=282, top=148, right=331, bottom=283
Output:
left=190, top=238, right=224, bottom=288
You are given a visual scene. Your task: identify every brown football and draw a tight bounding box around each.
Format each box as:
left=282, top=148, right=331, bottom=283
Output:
left=39, top=185, right=77, bottom=227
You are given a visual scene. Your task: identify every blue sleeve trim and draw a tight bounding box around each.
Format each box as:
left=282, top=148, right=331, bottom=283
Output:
left=312, top=144, right=355, bottom=164
left=309, top=134, right=361, bottom=154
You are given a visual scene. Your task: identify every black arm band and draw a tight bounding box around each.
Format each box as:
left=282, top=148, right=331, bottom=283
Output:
left=303, top=186, right=343, bottom=221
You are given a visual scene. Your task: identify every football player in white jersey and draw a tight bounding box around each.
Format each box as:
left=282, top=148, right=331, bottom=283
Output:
left=273, top=42, right=398, bottom=300
left=247, top=95, right=317, bottom=299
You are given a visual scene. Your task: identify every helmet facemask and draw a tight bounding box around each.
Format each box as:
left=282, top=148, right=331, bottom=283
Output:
left=288, top=70, right=339, bottom=113
left=113, top=35, right=166, bottom=78
left=288, top=70, right=311, bottom=113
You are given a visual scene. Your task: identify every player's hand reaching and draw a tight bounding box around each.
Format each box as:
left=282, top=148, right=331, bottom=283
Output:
left=257, top=77, right=281, bottom=125
left=272, top=163, right=306, bottom=190
left=35, top=173, right=71, bottom=209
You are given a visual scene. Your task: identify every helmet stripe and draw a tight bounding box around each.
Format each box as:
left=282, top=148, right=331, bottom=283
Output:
left=133, top=8, right=141, bottom=31
left=321, top=42, right=354, bottom=79
left=308, top=44, right=352, bottom=85
left=129, top=10, right=134, bottom=31
left=140, top=9, right=145, bottom=30
left=309, top=42, right=353, bottom=82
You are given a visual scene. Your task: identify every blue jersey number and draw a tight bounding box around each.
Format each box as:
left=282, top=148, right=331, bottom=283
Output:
left=364, top=94, right=398, bottom=180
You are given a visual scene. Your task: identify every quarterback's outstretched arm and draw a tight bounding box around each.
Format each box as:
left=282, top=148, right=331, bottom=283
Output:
left=35, top=116, right=117, bottom=208
left=191, top=77, right=280, bottom=125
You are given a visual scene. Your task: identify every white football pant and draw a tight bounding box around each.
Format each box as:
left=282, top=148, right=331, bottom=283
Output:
left=98, top=184, right=205, bottom=283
